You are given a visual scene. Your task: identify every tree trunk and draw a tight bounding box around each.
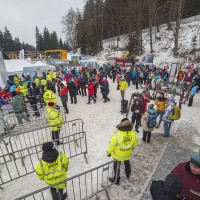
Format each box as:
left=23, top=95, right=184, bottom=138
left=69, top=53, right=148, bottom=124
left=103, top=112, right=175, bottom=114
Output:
left=174, top=0, right=184, bottom=57
left=149, top=0, right=153, bottom=53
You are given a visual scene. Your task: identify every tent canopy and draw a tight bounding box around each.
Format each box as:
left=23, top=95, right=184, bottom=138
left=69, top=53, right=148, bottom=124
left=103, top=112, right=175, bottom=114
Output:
left=4, top=60, right=35, bottom=75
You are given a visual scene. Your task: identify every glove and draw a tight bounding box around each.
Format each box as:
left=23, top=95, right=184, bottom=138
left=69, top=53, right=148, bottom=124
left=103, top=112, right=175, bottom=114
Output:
left=107, top=154, right=111, bottom=157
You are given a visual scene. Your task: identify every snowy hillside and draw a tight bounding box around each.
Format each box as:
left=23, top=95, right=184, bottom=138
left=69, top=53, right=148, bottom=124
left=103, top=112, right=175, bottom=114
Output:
left=97, top=16, right=200, bottom=66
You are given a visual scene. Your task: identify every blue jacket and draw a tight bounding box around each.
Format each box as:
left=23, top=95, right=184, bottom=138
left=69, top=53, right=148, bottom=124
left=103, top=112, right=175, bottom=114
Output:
left=190, top=85, right=199, bottom=97
left=131, top=70, right=137, bottom=79
left=10, top=85, right=16, bottom=93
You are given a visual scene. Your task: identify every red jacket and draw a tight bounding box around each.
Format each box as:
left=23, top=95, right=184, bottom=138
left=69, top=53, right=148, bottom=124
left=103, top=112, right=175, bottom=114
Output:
left=0, top=90, right=12, bottom=104
left=172, top=162, right=200, bottom=200
left=87, top=82, right=94, bottom=95
left=74, top=78, right=79, bottom=87
left=142, top=96, right=150, bottom=113
left=59, top=85, right=68, bottom=96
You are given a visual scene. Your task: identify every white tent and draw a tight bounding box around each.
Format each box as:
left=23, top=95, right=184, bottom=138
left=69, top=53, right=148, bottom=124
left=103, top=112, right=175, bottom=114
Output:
left=4, top=60, right=36, bottom=75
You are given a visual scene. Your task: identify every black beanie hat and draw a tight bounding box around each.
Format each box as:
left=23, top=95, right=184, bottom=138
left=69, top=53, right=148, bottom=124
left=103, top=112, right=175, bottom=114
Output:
left=42, top=142, right=54, bottom=151
left=121, top=118, right=129, bottom=122
left=164, top=174, right=183, bottom=196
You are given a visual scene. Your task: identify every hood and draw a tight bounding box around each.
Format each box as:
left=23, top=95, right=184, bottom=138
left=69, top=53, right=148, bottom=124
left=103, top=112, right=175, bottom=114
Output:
left=42, top=149, right=59, bottom=163
left=164, top=174, right=183, bottom=197
left=185, top=161, right=200, bottom=179
left=116, top=120, right=133, bottom=131
left=147, top=108, right=156, bottom=114
left=157, top=96, right=167, bottom=102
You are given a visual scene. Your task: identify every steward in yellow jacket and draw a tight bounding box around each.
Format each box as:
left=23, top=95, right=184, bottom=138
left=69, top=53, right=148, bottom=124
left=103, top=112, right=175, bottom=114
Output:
left=46, top=102, right=64, bottom=145
left=119, top=79, right=128, bottom=91
left=43, top=85, right=57, bottom=105
left=18, top=81, right=28, bottom=97
left=34, top=77, right=40, bottom=87
left=106, top=118, right=138, bottom=185
left=35, top=142, right=68, bottom=199
left=14, top=75, right=20, bottom=85
left=154, top=91, right=168, bottom=128
left=52, top=71, right=57, bottom=80
left=40, top=78, right=47, bottom=93
left=46, top=73, right=52, bottom=82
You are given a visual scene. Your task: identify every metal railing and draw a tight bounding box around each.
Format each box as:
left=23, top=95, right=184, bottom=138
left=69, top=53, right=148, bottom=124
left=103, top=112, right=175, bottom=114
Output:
left=0, top=120, right=87, bottom=186
left=4, top=105, right=67, bottom=135
left=15, top=161, right=119, bottom=200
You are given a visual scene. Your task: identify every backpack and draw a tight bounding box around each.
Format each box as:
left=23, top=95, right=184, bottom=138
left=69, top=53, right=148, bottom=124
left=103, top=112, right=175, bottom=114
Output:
left=168, top=105, right=181, bottom=120
left=147, top=112, right=157, bottom=128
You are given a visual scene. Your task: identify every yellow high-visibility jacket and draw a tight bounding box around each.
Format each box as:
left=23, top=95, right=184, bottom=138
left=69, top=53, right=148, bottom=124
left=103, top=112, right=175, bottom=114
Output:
left=46, top=106, right=64, bottom=131
left=14, top=76, right=20, bottom=85
left=35, top=152, right=69, bottom=189
left=41, top=79, right=47, bottom=86
left=43, top=90, right=57, bottom=104
left=46, top=74, right=52, bottom=82
left=52, top=72, right=57, bottom=79
left=35, top=78, right=40, bottom=86
left=119, top=81, right=128, bottom=91
left=106, top=129, right=138, bottom=161
left=19, top=85, right=28, bottom=97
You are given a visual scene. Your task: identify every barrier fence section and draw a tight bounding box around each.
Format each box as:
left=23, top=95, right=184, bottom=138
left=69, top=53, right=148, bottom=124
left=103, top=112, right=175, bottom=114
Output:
left=0, top=119, right=87, bottom=187
left=15, top=161, right=119, bottom=200
left=4, top=105, right=67, bottom=134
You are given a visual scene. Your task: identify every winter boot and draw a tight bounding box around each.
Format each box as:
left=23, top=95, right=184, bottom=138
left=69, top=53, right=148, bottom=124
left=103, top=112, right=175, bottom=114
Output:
left=103, top=98, right=107, bottom=103
left=107, top=97, right=110, bottom=101
left=65, top=109, right=69, bottom=114
left=86, top=102, right=90, bottom=104
left=109, top=177, right=120, bottom=185
left=135, top=128, right=139, bottom=133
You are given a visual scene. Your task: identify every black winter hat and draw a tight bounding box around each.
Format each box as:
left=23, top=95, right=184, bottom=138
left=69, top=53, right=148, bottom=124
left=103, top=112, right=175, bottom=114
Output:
left=11, top=91, right=17, bottom=96
left=60, top=83, right=64, bottom=87
left=121, top=118, right=129, bottom=122
left=42, top=142, right=55, bottom=151
left=164, top=174, right=183, bottom=196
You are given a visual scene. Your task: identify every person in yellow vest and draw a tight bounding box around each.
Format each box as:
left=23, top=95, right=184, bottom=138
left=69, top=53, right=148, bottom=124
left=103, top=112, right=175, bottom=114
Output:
left=34, top=76, right=40, bottom=87
left=46, top=72, right=52, bottom=82
left=46, top=102, right=64, bottom=145
left=13, top=75, right=20, bottom=86
left=35, top=142, right=68, bottom=200
left=18, top=81, right=28, bottom=97
left=119, top=78, right=128, bottom=100
left=43, top=85, right=57, bottom=105
left=106, top=118, right=139, bottom=185
left=52, top=70, right=57, bottom=82
left=40, top=78, right=47, bottom=94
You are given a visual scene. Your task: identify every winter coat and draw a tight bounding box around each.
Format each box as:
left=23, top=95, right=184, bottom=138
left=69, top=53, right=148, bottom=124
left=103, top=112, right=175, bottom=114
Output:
left=126, top=72, right=132, bottom=81
left=74, top=78, right=80, bottom=87
left=141, top=96, right=150, bottom=113
left=172, top=162, right=200, bottom=200
left=59, top=86, right=68, bottom=102
left=10, top=85, right=16, bottom=93
left=0, top=90, right=12, bottom=105
left=162, top=103, right=174, bottom=122
left=130, top=102, right=142, bottom=119
left=119, top=80, right=128, bottom=91
left=102, top=81, right=109, bottom=97
left=142, top=108, right=156, bottom=132
left=135, top=73, right=141, bottom=83
left=131, top=70, right=137, bottom=79
left=11, top=95, right=25, bottom=113
left=79, top=78, right=87, bottom=88
left=154, top=97, right=168, bottom=111
left=116, top=74, right=120, bottom=82
left=67, top=82, right=76, bottom=96
left=190, top=85, right=199, bottom=97
left=150, top=180, right=184, bottom=200
left=86, top=82, right=95, bottom=95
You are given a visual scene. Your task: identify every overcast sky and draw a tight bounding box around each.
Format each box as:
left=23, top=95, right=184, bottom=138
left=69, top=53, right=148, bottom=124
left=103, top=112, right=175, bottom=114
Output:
left=0, top=0, right=84, bottom=46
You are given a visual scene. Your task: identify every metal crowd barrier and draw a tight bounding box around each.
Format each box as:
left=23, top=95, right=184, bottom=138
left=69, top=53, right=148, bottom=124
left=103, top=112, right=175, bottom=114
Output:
left=0, top=120, right=87, bottom=187
left=15, top=161, right=119, bottom=200
left=4, top=105, right=67, bottom=135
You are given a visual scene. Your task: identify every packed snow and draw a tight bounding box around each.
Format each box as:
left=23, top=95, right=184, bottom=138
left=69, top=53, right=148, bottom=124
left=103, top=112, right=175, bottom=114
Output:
left=0, top=78, right=199, bottom=200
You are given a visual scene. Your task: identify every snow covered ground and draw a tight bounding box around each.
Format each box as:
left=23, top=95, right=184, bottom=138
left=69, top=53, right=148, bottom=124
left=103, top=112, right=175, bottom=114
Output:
left=97, top=19, right=200, bottom=67
left=0, top=78, right=200, bottom=200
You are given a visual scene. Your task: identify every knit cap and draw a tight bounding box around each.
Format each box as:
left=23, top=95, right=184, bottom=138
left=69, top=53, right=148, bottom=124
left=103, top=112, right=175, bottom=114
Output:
left=190, top=153, right=200, bottom=168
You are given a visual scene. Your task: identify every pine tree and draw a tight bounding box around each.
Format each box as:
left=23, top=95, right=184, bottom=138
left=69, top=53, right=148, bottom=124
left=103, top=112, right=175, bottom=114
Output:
left=0, top=30, right=4, bottom=50
left=43, top=27, right=51, bottom=50
left=35, top=26, right=40, bottom=50
left=3, top=27, right=13, bottom=52
left=59, top=38, right=64, bottom=49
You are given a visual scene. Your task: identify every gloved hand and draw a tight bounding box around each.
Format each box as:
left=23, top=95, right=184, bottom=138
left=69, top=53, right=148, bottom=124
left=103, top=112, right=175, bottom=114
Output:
left=107, top=154, right=111, bottom=157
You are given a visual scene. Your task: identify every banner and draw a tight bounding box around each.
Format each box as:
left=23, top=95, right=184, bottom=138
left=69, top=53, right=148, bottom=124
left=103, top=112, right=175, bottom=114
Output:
left=19, top=49, right=25, bottom=60
left=0, top=51, right=8, bottom=87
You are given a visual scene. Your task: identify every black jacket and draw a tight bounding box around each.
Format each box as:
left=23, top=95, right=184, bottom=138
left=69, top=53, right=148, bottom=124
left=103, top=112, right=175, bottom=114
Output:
left=67, top=82, right=76, bottom=96
left=150, top=181, right=184, bottom=200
